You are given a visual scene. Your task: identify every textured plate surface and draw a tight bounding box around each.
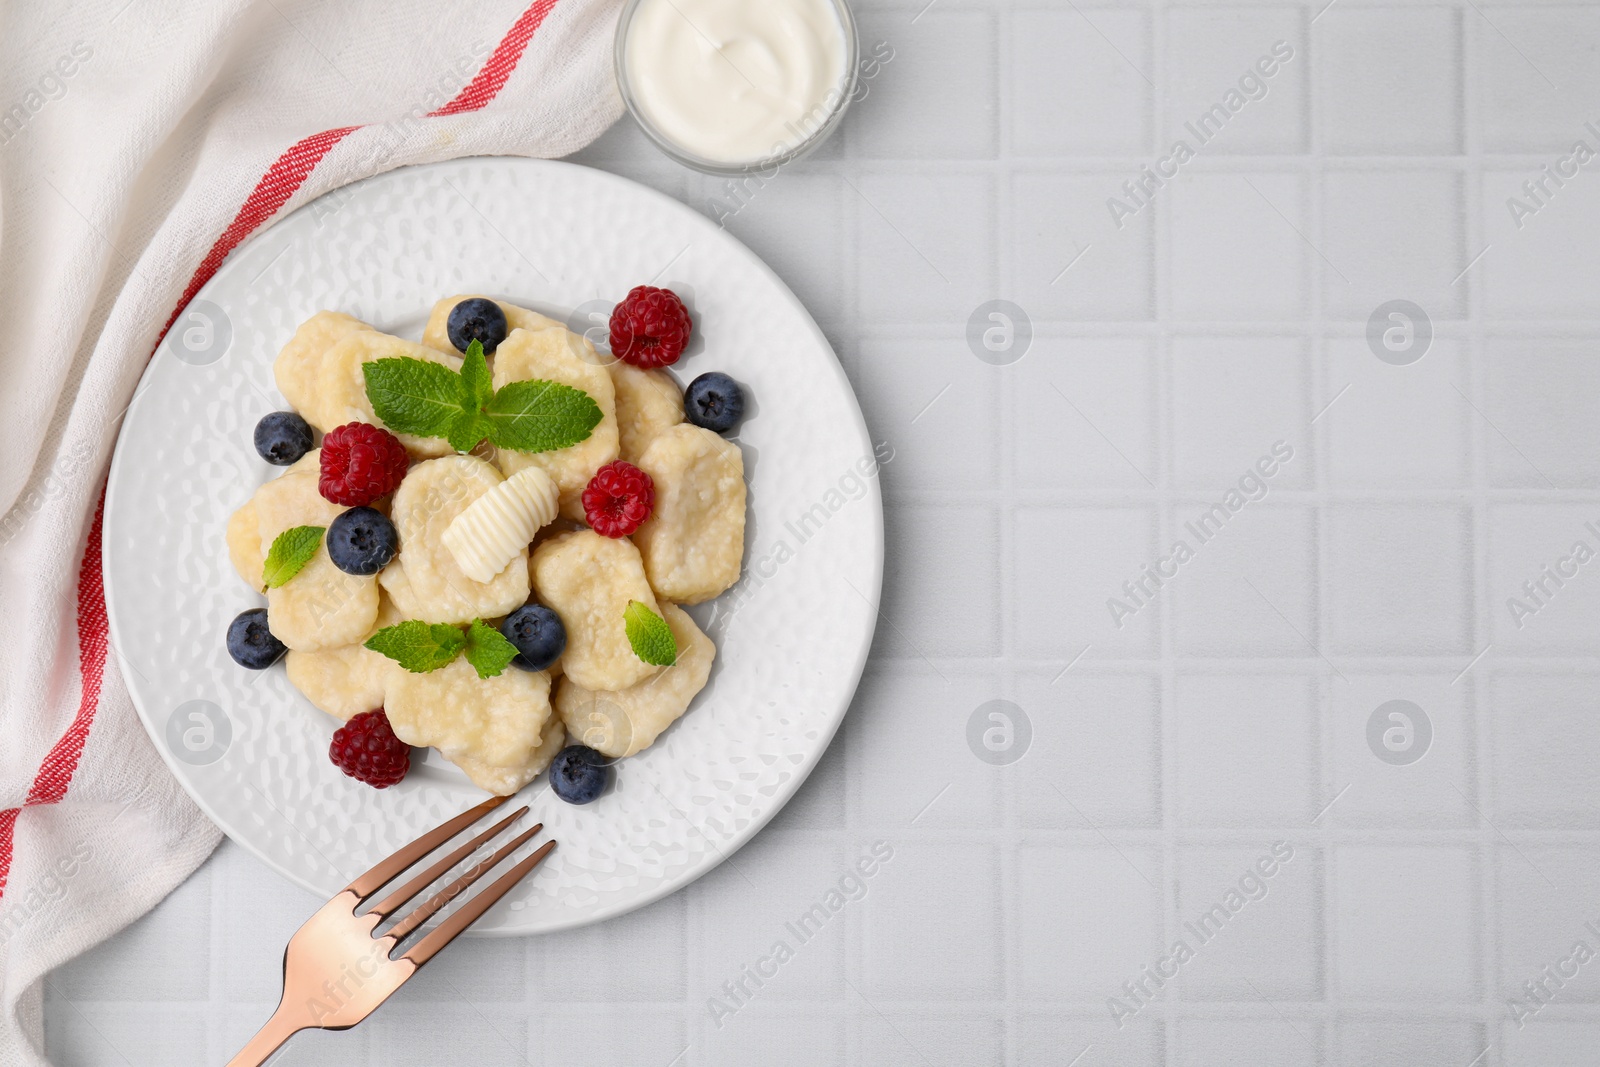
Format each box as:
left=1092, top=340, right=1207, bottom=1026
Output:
left=103, top=158, right=882, bottom=934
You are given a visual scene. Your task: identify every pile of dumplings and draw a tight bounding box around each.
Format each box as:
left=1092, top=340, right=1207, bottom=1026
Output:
left=225, top=295, right=747, bottom=794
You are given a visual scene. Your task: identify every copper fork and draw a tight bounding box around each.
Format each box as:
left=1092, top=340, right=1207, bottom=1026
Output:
left=225, top=796, right=554, bottom=1066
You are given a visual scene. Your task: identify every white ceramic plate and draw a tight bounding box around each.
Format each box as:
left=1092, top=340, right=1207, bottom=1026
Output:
left=103, top=158, right=882, bottom=934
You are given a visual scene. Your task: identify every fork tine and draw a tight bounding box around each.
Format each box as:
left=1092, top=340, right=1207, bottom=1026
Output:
left=368, top=807, right=534, bottom=921
left=401, top=839, right=557, bottom=966
left=345, top=795, right=509, bottom=899
left=387, top=825, right=546, bottom=942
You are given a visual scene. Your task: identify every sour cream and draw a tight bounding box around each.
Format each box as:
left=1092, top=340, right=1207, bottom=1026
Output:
left=621, top=0, right=852, bottom=167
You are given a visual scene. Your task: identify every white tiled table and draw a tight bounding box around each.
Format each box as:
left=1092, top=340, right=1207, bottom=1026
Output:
left=47, top=2, right=1600, bottom=1063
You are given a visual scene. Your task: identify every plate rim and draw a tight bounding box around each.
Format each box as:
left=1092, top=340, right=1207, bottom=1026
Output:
left=103, top=155, right=884, bottom=934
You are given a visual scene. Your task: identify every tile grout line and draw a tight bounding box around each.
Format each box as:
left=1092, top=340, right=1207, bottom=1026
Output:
left=994, top=4, right=1019, bottom=1060
left=852, top=319, right=1600, bottom=338
left=1151, top=0, right=1180, bottom=1055
left=994, top=0, right=1011, bottom=671
left=747, top=823, right=1600, bottom=843
left=1303, top=6, right=1343, bottom=1057
left=1002, top=4, right=1040, bottom=1060
left=1460, top=7, right=1501, bottom=1062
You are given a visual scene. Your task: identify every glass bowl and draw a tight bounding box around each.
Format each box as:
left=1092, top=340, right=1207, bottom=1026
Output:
left=613, top=0, right=859, bottom=176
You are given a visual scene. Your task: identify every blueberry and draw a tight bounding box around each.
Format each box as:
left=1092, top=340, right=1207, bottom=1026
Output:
left=447, top=297, right=509, bottom=355
left=501, top=603, right=566, bottom=672
left=326, top=507, right=398, bottom=576
left=684, top=372, right=745, bottom=434
left=549, top=744, right=610, bottom=804
left=254, top=411, right=313, bottom=466
left=227, top=608, right=286, bottom=669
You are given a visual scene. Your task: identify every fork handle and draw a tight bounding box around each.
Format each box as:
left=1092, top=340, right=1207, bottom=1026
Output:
left=225, top=1008, right=303, bottom=1067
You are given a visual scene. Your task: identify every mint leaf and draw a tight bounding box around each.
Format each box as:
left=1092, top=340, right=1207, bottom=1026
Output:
left=262, top=525, right=324, bottom=588
left=364, top=620, right=467, bottom=673
left=363, top=358, right=469, bottom=439
left=463, top=618, right=519, bottom=679
left=446, top=410, right=493, bottom=454
left=485, top=378, right=603, bottom=453
left=624, top=600, right=677, bottom=666
left=437, top=343, right=494, bottom=452
left=460, top=339, right=494, bottom=410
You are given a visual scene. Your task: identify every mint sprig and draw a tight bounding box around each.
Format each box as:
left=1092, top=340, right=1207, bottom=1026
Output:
left=363, top=339, right=601, bottom=454
left=263, top=525, right=325, bottom=588
left=624, top=601, right=677, bottom=667
left=365, top=617, right=524, bottom=678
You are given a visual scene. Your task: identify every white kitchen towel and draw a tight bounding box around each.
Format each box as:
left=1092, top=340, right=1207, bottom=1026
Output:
left=0, top=1, right=622, bottom=1061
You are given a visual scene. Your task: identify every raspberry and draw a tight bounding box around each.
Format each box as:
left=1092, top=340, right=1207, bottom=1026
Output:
left=319, top=423, right=409, bottom=506
left=608, top=285, right=692, bottom=369
left=329, top=709, right=411, bottom=788
left=582, top=461, right=655, bottom=538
